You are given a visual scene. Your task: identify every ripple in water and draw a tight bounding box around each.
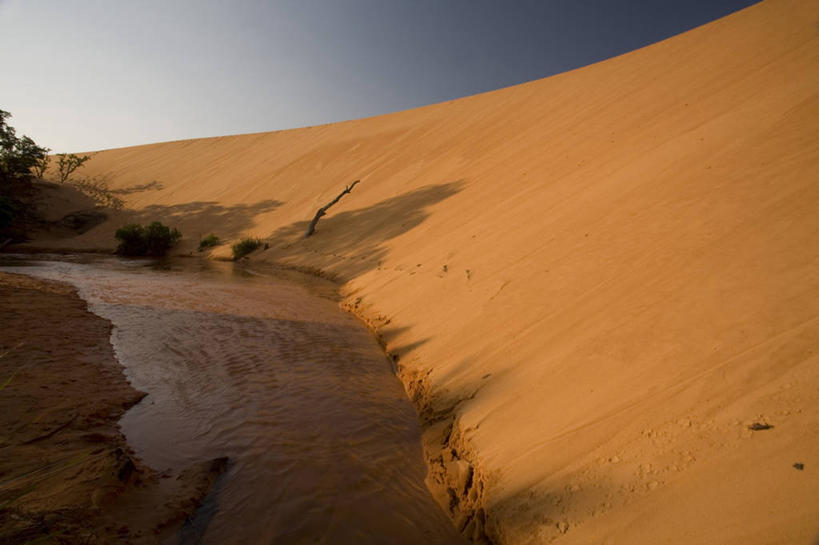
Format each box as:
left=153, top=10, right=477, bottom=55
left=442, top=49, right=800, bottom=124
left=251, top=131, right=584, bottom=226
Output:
left=3, top=258, right=466, bottom=545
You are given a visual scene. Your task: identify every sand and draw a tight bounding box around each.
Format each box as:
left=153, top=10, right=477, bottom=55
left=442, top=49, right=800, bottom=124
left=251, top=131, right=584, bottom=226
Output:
left=18, top=0, right=819, bottom=542
left=0, top=272, right=227, bottom=544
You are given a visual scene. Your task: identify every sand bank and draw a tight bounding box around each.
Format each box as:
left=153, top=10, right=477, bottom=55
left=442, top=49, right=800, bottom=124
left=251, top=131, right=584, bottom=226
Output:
left=1, top=257, right=469, bottom=544
left=0, top=272, right=225, bottom=544
left=19, top=0, right=819, bottom=542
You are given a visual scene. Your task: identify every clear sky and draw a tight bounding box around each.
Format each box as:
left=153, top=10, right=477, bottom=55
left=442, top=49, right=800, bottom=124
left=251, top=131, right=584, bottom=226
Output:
left=0, top=0, right=759, bottom=153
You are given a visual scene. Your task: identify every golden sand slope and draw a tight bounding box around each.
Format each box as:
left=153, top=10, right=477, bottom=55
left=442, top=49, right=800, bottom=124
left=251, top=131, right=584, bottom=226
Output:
left=40, top=0, right=819, bottom=542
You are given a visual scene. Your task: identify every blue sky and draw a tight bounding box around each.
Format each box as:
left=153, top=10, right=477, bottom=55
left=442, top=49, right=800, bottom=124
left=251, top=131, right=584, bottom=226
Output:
left=0, top=0, right=758, bottom=152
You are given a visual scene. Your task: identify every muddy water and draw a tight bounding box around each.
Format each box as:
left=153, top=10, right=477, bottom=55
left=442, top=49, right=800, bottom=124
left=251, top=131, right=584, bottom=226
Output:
left=2, top=257, right=465, bottom=545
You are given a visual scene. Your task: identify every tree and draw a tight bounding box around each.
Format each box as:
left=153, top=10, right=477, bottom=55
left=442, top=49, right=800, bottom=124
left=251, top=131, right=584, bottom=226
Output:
left=57, top=153, right=90, bottom=183
left=0, top=109, right=49, bottom=190
left=32, top=153, right=50, bottom=178
left=1, top=109, right=49, bottom=239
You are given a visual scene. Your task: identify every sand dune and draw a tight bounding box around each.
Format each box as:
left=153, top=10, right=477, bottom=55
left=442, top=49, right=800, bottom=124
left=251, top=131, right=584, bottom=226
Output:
left=37, top=0, right=819, bottom=542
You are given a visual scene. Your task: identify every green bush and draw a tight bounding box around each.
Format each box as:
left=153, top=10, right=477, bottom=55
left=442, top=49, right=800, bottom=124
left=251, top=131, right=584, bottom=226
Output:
left=115, top=221, right=181, bottom=256
left=114, top=224, right=146, bottom=255
left=198, top=233, right=220, bottom=251
left=232, top=237, right=262, bottom=260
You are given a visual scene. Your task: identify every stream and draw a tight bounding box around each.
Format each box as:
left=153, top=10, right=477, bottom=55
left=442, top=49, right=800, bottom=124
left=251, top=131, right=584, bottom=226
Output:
left=1, top=255, right=465, bottom=544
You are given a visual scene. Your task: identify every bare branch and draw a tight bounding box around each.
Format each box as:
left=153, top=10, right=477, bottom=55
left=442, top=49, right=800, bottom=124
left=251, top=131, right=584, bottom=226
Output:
left=303, top=180, right=359, bottom=238
left=57, top=153, right=91, bottom=183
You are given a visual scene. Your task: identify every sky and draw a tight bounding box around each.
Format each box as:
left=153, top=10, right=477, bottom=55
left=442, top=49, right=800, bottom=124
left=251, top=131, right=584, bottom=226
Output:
left=0, top=0, right=759, bottom=153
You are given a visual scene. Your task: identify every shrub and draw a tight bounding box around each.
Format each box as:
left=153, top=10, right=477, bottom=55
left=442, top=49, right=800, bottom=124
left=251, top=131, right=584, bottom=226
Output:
left=115, top=221, right=181, bottom=256
left=198, top=233, right=220, bottom=251
left=231, top=237, right=262, bottom=260
left=114, top=224, right=146, bottom=255
left=144, top=221, right=181, bottom=256
left=56, top=153, right=90, bottom=183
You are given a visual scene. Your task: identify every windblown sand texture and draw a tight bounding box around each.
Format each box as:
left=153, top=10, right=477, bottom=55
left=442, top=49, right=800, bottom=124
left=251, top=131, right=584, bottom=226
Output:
left=39, top=0, right=819, bottom=542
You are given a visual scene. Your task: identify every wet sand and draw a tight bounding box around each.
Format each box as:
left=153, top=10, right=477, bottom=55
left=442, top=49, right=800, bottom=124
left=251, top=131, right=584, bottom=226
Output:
left=1, top=258, right=467, bottom=544
left=0, top=271, right=225, bottom=544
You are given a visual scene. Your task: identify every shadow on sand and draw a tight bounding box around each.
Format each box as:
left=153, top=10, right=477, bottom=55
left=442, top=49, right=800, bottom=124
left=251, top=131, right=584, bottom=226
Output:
left=110, top=180, right=165, bottom=195
left=125, top=199, right=284, bottom=242
left=261, top=181, right=464, bottom=280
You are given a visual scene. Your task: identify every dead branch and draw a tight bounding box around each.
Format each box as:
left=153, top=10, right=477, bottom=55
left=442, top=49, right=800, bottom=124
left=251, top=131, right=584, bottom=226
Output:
left=303, top=180, right=359, bottom=238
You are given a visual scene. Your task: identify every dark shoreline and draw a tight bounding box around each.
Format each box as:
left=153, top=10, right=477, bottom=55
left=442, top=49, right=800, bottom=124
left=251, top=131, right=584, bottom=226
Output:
left=0, top=271, right=226, bottom=544
left=2, top=251, right=486, bottom=543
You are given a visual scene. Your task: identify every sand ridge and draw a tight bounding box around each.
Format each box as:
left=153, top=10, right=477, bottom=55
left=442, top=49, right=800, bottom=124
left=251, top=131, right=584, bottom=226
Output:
left=25, top=0, right=819, bottom=542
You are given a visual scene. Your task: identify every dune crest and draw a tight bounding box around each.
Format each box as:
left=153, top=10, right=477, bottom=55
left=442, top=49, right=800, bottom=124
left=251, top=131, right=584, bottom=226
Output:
left=42, top=0, right=819, bottom=542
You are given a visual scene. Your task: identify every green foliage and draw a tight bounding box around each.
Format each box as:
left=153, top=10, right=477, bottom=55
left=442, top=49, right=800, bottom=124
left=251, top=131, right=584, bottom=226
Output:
left=144, top=221, right=181, bottom=256
left=0, top=109, right=45, bottom=239
left=32, top=154, right=50, bottom=178
left=115, top=221, right=181, bottom=257
left=114, top=224, right=146, bottom=255
left=198, top=233, right=220, bottom=251
left=231, top=237, right=262, bottom=260
left=57, top=153, right=91, bottom=183
left=0, top=109, right=49, bottom=191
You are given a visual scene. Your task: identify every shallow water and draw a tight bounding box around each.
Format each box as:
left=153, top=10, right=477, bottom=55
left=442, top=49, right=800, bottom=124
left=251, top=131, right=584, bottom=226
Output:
left=1, top=256, right=464, bottom=545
